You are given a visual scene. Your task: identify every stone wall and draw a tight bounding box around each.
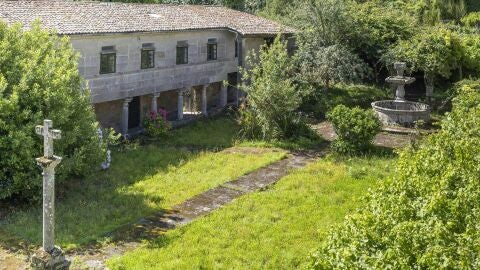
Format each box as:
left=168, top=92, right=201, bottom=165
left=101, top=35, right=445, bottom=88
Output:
left=70, top=30, right=240, bottom=103
left=93, top=100, right=123, bottom=131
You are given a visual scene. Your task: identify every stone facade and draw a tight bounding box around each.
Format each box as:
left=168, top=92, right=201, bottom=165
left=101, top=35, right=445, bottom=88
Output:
left=69, top=31, right=268, bottom=134
left=0, top=1, right=295, bottom=135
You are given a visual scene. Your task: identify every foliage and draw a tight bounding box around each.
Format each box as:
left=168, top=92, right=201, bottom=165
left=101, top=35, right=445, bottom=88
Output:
left=297, top=44, right=370, bottom=89
left=0, top=21, right=104, bottom=200
left=417, top=0, right=467, bottom=24
left=460, top=32, right=480, bottom=75
left=327, top=105, right=382, bottom=154
left=461, top=11, right=480, bottom=27
left=310, top=81, right=480, bottom=269
left=239, top=36, right=308, bottom=140
left=344, top=1, right=416, bottom=79
left=107, top=156, right=394, bottom=269
left=300, top=83, right=390, bottom=119
left=143, top=108, right=170, bottom=138
left=466, top=0, right=480, bottom=12
left=386, top=26, right=463, bottom=79
left=294, top=0, right=370, bottom=89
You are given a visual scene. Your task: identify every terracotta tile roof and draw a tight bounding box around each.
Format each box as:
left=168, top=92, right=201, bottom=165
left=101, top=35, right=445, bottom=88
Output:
left=0, top=0, right=294, bottom=36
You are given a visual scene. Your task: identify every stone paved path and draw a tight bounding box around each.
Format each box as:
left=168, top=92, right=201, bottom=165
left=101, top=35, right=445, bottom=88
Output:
left=68, top=152, right=318, bottom=269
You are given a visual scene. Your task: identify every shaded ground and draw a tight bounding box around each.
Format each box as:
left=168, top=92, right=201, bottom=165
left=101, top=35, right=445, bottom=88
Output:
left=312, top=121, right=413, bottom=149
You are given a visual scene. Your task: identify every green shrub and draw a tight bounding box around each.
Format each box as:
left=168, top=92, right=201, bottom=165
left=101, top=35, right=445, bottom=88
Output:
left=239, top=35, right=309, bottom=140
left=0, top=21, right=104, bottom=200
left=327, top=105, right=382, bottom=154
left=461, top=11, right=480, bottom=27
left=310, top=81, right=480, bottom=269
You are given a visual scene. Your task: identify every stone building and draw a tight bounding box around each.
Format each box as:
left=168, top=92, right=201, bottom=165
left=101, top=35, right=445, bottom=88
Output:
left=0, top=0, right=294, bottom=136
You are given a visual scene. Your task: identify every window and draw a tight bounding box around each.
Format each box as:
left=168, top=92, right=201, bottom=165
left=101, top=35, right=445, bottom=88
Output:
left=141, top=43, right=155, bottom=69
left=207, top=38, right=217, bottom=61
left=100, top=46, right=116, bottom=74
left=176, top=41, right=188, bottom=65
left=265, top=37, right=274, bottom=47
left=235, top=39, right=238, bottom=58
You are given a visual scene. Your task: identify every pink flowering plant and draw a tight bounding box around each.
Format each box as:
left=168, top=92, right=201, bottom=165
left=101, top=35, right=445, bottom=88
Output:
left=143, top=108, right=170, bottom=137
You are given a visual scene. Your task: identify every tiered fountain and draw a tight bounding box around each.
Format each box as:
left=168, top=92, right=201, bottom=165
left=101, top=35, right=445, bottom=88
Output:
left=371, top=62, right=430, bottom=126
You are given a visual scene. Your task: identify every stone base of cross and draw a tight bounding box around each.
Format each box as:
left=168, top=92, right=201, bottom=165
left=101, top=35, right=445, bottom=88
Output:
left=31, top=246, right=70, bottom=270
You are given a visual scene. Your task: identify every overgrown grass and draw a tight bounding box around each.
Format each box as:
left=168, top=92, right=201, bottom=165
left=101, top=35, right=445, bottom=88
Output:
left=161, top=116, right=240, bottom=148
left=0, top=145, right=286, bottom=249
left=107, top=155, right=395, bottom=269
left=163, top=115, right=324, bottom=151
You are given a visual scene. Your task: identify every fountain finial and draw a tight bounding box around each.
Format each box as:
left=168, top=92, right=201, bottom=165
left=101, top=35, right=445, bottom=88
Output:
left=394, top=62, right=407, bottom=77
left=385, top=62, right=415, bottom=101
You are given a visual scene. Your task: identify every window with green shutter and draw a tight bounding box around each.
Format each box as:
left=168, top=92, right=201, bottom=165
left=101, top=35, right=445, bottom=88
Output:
left=176, top=41, right=188, bottom=65
left=207, top=38, right=217, bottom=61
left=100, top=46, right=116, bottom=74
left=141, top=43, right=155, bottom=69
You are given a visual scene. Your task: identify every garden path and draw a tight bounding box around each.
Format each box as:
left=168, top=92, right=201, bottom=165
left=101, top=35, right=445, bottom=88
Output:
left=313, top=121, right=413, bottom=149
left=67, top=151, right=320, bottom=269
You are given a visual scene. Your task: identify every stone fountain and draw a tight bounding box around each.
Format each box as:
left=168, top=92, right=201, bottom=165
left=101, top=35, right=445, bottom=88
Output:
left=371, top=62, right=430, bottom=126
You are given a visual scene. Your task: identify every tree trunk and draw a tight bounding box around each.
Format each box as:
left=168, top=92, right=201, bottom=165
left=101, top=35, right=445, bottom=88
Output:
left=424, top=73, right=434, bottom=102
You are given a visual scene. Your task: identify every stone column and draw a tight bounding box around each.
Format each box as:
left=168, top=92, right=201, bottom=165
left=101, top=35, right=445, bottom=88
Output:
left=201, top=85, right=208, bottom=116
left=177, top=89, right=184, bottom=120
left=219, top=84, right=228, bottom=108
left=151, top=92, right=160, bottom=113
left=122, top=98, right=132, bottom=137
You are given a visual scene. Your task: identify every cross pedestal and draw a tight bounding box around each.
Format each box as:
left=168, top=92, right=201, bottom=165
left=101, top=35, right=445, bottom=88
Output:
left=31, top=120, right=70, bottom=270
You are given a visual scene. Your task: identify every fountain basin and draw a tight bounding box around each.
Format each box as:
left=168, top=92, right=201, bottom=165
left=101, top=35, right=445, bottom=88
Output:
left=371, top=100, right=430, bottom=126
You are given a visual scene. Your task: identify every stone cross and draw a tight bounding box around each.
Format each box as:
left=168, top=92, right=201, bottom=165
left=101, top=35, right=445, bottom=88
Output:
left=35, top=120, right=62, bottom=252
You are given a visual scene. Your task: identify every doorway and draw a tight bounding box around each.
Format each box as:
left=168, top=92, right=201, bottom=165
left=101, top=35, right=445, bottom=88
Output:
left=128, top=96, right=140, bottom=129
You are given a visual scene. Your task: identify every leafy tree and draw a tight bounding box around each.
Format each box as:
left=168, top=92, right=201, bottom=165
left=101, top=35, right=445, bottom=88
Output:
left=296, top=44, right=370, bottom=90
left=0, top=21, right=105, bottom=200
left=344, top=1, right=416, bottom=81
left=385, top=26, right=463, bottom=96
left=309, top=80, right=480, bottom=269
left=238, top=36, right=308, bottom=140
left=294, top=0, right=370, bottom=89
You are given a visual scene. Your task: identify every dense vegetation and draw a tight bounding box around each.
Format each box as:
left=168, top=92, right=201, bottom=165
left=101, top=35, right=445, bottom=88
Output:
left=310, top=80, right=480, bottom=268
left=0, top=22, right=105, bottom=200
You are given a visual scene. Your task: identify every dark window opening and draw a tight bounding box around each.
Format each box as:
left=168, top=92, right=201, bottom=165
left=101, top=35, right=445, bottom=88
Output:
left=128, top=96, right=140, bottom=129
left=176, top=41, right=188, bottom=65
left=100, top=46, right=116, bottom=74
left=235, top=40, right=238, bottom=58
left=264, top=37, right=275, bottom=47
left=141, top=43, right=155, bottom=69
left=207, top=39, right=217, bottom=61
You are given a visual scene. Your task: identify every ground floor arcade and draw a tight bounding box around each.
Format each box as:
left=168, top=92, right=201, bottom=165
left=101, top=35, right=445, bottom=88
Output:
left=93, top=79, right=241, bottom=136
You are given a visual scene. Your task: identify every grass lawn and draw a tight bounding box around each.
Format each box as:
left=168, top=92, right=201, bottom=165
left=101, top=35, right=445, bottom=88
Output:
left=107, top=155, right=395, bottom=270
left=0, top=145, right=286, bottom=250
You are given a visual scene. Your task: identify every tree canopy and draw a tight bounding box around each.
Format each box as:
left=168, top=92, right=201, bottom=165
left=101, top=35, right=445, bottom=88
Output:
left=0, top=21, right=105, bottom=200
